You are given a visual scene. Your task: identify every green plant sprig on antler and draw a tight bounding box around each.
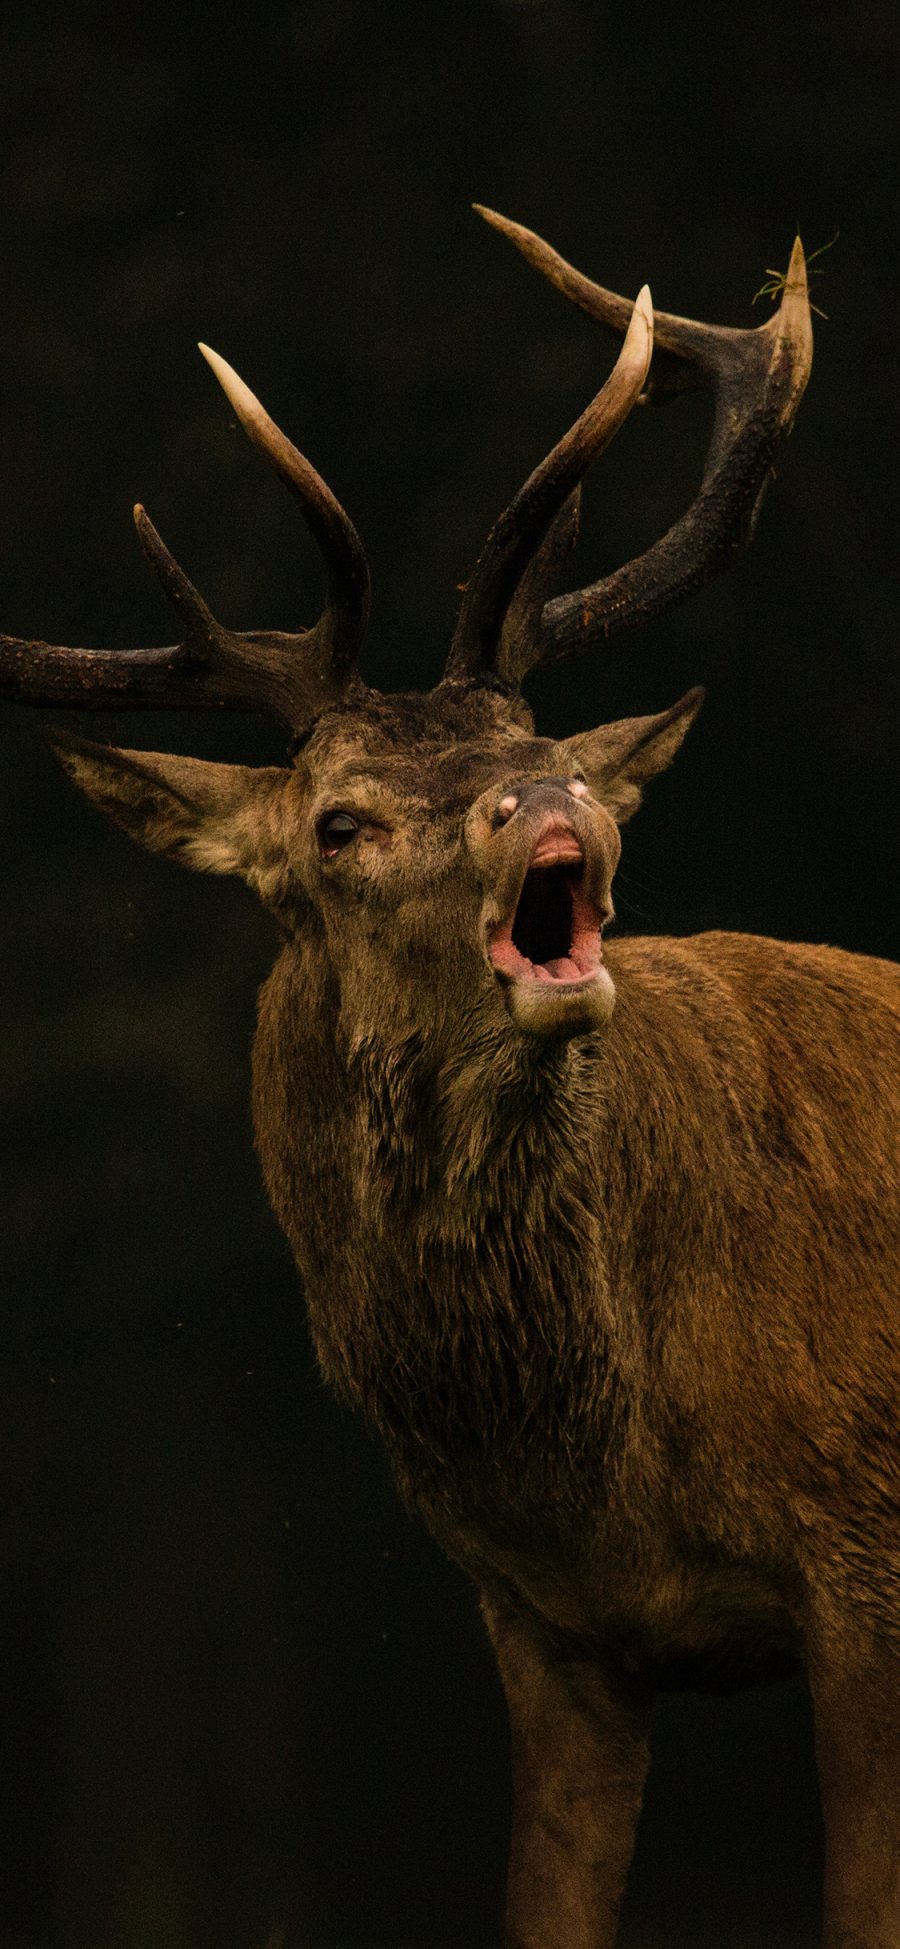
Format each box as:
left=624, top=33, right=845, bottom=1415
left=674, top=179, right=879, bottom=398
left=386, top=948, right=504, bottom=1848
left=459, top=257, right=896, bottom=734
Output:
left=753, top=231, right=839, bottom=320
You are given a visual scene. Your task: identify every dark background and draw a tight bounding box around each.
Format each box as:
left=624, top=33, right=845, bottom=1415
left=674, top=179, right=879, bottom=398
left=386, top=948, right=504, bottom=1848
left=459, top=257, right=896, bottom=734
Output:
left=1, top=3, right=897, bottom=1945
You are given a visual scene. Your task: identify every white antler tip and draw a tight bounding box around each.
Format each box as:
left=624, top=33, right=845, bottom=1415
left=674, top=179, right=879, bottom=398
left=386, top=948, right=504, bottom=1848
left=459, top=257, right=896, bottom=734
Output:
left=783, top=235, right=808, bottom=297
left=198, top=342, right=263, bottom=427
left=621, top=284, right=653, bottom=383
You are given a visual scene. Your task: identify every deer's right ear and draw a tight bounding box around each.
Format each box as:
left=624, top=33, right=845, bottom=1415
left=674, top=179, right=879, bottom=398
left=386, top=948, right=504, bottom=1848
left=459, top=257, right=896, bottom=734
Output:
left=51, top=734, right=291, bottom=897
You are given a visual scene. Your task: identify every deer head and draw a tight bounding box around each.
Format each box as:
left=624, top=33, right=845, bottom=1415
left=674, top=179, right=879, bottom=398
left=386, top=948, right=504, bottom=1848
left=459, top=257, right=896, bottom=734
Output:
left=1, top=213, right=812, bottom=1048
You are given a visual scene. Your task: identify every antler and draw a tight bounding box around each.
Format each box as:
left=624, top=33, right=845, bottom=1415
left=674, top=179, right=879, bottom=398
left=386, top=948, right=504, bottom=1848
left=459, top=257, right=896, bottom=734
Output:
left=446, top=210, right=813, bottom=685
left=0, top=351, right=371, bottom=734
left=445, top=287, right=654, bottom=682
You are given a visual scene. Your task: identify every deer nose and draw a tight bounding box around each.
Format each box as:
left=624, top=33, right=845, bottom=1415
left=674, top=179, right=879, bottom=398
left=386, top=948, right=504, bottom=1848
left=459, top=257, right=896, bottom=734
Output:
left=493, top=776, right=588, bottom=829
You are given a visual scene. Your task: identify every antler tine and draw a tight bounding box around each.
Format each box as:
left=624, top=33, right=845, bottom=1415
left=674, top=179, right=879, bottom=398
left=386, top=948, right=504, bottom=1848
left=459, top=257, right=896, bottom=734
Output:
left=445, top=288, right=653, bottom=683
left=0, top=505, right=234, bottom=714
left=198, top=345, right=370, bottom=681
left=132, top=502, right=219, bottom=636
left=497, top=487, right=582, bottom=680
left=467, top=209, right=813, bottom=678
left=474, top=205, right=727, bottom=388
left=1, top=353, right=372, bottom=734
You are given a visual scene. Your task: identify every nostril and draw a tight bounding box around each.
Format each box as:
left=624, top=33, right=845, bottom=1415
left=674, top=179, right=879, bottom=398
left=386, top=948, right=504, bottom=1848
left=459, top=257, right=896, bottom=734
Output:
left=493, top=793, right=519, bottom=829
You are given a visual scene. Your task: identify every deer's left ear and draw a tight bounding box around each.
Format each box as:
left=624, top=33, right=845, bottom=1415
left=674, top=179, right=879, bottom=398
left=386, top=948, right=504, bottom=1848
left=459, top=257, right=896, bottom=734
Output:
left=561, top=686, right=705, bottom=824
left=52, top=734, right=291, bottom=897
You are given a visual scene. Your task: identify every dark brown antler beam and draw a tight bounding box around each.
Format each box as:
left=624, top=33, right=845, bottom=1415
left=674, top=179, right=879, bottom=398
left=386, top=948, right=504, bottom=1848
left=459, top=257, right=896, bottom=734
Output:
left=448, top=210, right=813, bottom=685
left=0, top=350, right=371, bottom=735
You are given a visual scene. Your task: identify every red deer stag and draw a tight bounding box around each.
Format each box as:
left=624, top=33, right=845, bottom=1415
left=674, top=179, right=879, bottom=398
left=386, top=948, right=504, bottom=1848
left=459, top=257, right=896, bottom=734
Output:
left=3, top=210, right=898, bottom=1949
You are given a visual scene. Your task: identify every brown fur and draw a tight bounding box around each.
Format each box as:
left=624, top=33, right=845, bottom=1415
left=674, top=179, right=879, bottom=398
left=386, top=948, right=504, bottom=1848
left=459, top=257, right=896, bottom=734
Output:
left=55, top=680, right=900, bottom=1948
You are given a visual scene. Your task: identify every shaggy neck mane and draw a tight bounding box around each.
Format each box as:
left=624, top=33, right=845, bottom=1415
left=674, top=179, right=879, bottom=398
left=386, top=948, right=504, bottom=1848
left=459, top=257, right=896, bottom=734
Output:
left=303, top=1018, right=639, bottom=1527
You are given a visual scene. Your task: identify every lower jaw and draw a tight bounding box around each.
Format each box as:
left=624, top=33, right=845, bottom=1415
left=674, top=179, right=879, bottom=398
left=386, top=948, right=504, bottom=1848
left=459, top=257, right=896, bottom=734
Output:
left=499, top=964, right=616, bottom=1038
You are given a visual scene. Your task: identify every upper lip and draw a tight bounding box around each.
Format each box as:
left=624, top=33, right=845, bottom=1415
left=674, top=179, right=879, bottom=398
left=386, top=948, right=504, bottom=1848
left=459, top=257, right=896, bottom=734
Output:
left=486, top=813, right=609, bottom=988
left=526, top=819, right=586, bottom=868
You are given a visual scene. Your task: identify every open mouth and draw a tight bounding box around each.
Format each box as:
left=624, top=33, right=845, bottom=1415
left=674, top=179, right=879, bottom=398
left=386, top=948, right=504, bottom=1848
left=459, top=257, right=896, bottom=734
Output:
left=488, top=825, right=606, bottom=989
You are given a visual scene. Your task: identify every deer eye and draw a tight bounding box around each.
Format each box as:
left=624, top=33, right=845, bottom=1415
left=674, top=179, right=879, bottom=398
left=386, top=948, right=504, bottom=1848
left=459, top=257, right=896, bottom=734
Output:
left=318, top=811, right=359, bottom=857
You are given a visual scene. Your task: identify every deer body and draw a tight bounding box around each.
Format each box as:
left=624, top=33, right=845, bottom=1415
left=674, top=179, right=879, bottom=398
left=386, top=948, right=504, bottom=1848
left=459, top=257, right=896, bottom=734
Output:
left=257, top=880, right=900, bottom=1644
left=254, top=844, right=900, bottom=1945
left=4, top=213, right=898, bottom=1944
left=242, top=697, right=896, bottom=1933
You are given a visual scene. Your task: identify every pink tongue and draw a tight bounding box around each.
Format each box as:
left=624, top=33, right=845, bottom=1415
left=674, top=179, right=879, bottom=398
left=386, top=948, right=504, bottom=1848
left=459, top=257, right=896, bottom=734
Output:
left=544, top=956, right=582, bottom=982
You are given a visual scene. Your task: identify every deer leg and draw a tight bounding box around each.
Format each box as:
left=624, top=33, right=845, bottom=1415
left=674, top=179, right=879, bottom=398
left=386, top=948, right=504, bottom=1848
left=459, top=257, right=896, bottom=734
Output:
left=482, top=1592, right=652, bottom=1949
left=806, top=1608, right=900, bottom=1949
